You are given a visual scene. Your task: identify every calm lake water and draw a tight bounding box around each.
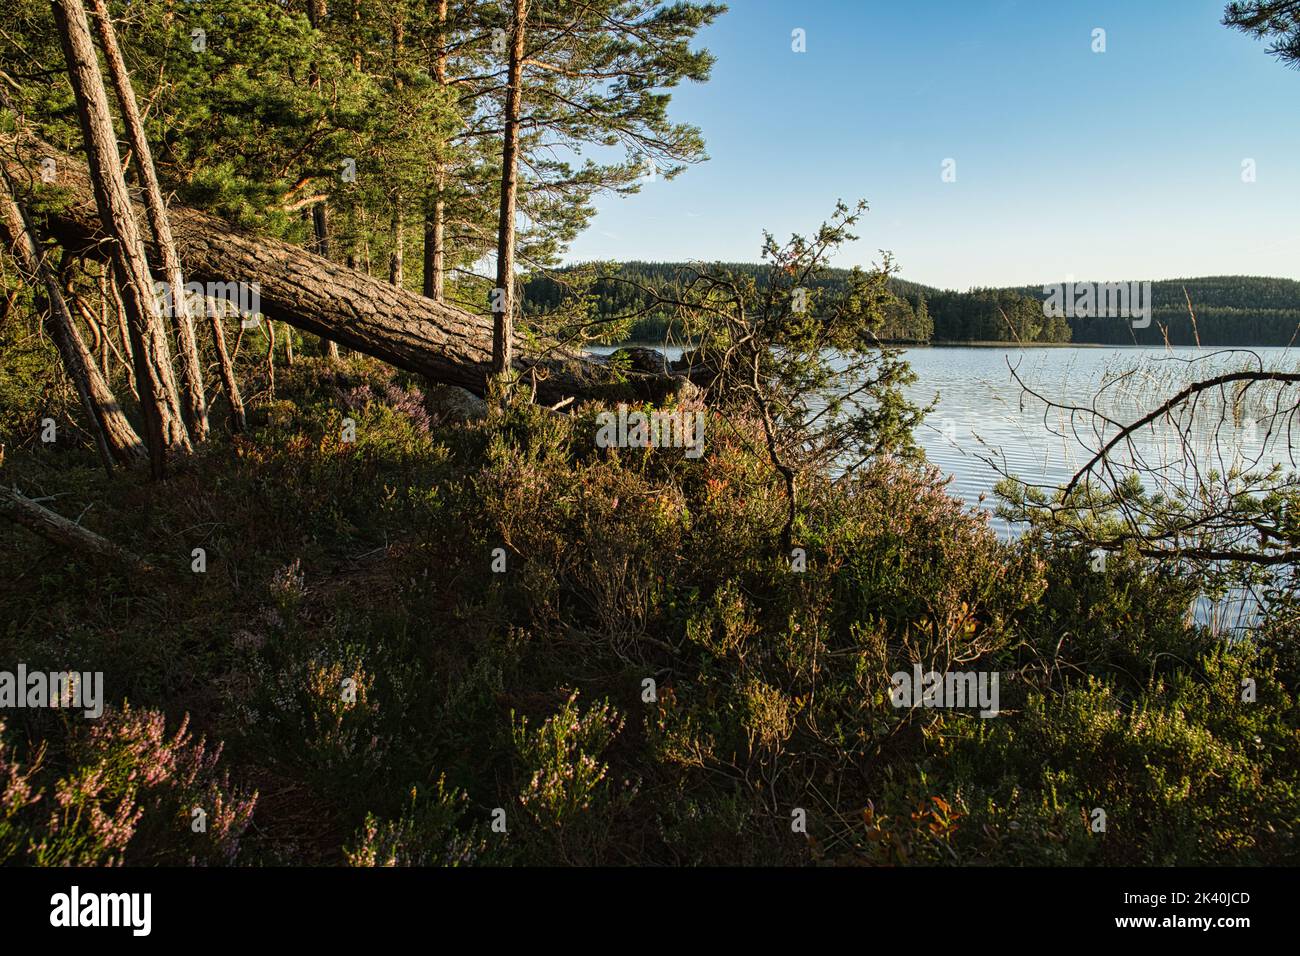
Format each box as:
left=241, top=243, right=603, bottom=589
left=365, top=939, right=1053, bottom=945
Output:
left=592, top=340, right=1300, bottom=632
left=590, top=342, right=1299, bottom=631
left=591, top=343, right=1300, bottom=530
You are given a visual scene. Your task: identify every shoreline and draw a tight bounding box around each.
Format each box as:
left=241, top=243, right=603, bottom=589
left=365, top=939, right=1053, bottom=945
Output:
left=596, top=340, right=1122, bottom=351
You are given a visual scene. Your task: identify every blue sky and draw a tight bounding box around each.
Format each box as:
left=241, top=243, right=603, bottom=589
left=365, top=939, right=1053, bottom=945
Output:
left=562, top=0, right=1300, bottom=290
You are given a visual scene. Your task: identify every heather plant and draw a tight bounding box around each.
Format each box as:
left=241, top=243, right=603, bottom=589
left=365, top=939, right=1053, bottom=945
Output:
left=345, top=777, right=484, bottom=867
left=268, top=557, right=307, bottom=615
left=0, top=708, right=255, bottom=866
left=509, top=691, right=630, bottom=865
left=241, top=635, right=393, bottom=803
left=339, top=380, right=432, bottom=437
left=0, top=721, right=43, bottom=863
left=1, top=349, right=1295, bottom=866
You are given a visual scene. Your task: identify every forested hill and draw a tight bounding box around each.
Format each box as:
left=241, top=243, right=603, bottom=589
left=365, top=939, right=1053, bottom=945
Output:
left=1003, top=276, right=1300, bottom=346
left=524, top=264, right=1300, bottom=346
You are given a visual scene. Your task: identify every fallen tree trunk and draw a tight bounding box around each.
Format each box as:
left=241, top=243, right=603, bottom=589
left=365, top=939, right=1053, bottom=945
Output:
left=0, top=484, right=155, bottom=575
left=3, top=139, right=695, bottom=406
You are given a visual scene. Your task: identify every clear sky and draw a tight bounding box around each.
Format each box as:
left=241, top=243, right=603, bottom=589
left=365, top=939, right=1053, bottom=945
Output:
left=562, top=0, right=1300, bottom=290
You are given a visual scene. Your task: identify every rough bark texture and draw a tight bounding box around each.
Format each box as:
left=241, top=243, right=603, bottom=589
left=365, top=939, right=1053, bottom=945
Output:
left=0, top=171, right=146, bottom=467
left=0, top=484, right=154, bottom=575
left=423, top=0, right=449, bottom=303
left=89, top=0, right=209, bottom=441
left=493, top=0, right=527, bottom=380
left=311, top=205, right=339, bottom=362
left=389, top=13, right=405, bottom=290
left=205, top=279, right=247, bottom=432
left=306, top=0, right=341, bottom=362
left=52, top=0, right=190, bottom=477
left=5, top=140, right=696, bottom=406
left=107, top=273, right=137, bottom=395
left=389, top=200, right=404, bottom=288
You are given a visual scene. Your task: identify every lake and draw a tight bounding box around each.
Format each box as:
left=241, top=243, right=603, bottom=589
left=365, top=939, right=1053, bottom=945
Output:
left=590, top=342, right=1299, bottom=631
left=590, top=343, right=1300, bottom=532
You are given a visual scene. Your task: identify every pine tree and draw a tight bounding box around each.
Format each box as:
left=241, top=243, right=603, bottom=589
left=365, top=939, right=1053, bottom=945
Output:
left=88, top=0, right=209, bottom=440
left=52, top=0, right=190, bottom=477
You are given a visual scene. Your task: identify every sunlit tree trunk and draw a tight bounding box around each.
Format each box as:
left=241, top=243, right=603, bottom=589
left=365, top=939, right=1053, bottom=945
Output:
left=52, top=0, right=189, bottom=477
left=389, top=10, right=405, bottom=289
left=0, top=173, right=145, bottom=468
left=423, top=0, right=449, bottom=303
left=307, top=0, right=340, bottom=360
left=88, top=0, right=208, bottom=441
left=494, top=0, right=528, bottom=384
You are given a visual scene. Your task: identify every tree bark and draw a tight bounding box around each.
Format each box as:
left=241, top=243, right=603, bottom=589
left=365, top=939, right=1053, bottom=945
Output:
left=493, top=0, right=528, bottom=384
left=423, top=0, right=449, bottom=303
left=0, top=170, right=146, bottom=468
left=389, top=199, right=404, bottom=288
left=312, top=204, right=339, bottom=361
left=52, top=0, right=190, bottom=478
left=307, top=0, right=341, bottom=361
left=88, top=0, right=208, bottom=442
left=265, top=317, right=276, bottom=398
left=0, top=484, right=155, bottom=575
left=389, top=11, right=405, bottom=290
left=6, top=139, right=697, bottom=406
left=423, top=182, right=445, bottom=301
left=206, top=289, right=246, bottom=432
left=106, top=273, right=137, bottom=396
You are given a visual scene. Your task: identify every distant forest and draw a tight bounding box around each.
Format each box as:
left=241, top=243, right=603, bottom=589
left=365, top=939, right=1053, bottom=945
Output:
left=523, top=264, right=1300, bottom=347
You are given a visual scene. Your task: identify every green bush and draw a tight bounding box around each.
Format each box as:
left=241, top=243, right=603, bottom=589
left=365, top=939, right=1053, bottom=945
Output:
left=1, top=354, right=1295, bottom=865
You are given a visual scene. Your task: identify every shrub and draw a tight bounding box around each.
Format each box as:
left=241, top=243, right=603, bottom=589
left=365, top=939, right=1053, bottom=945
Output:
left=0, top=708, right=256, bottom=866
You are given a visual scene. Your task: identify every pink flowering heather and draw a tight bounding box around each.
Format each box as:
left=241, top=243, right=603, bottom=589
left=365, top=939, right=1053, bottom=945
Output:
left=338, top=381, right=432, bottom=436
left=4, top=708, right=257, bottom=866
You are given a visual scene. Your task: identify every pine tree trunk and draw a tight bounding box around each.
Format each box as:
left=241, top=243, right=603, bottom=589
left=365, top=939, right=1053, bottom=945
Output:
left=423, top=0, right=449, bottom=303
left=207, top=295, right=246, bottom=432
left=94, top=277, right=110, bottom=377
left=423, top=185, right=445, bottom=301
left=307, top=0, right=340, bottom=361
left=10, top=139, right=698, bottom=406
left=74, top=291, right=120, bottom=386
left=494, top=0, right=528, bottom=383
left=389, top=12, right=405, bottom=290
left=265, top=318, right=276, bottom=399
left=389, top=199, right=404, bottom=287
left=312, top=204, right=339, bottom=360
left=80, top=289, right=103, bottom=353
left=52, top=0, right=190, bottom=478
left=0, top=173, right=146, bottom=467
left=106, top=273, right=137, bottom=396
left=88, top=0, right=208, bottom=442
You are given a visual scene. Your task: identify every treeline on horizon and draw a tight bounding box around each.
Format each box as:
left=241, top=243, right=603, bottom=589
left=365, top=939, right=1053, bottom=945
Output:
left=523, top=263, right=1300, bottom=347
